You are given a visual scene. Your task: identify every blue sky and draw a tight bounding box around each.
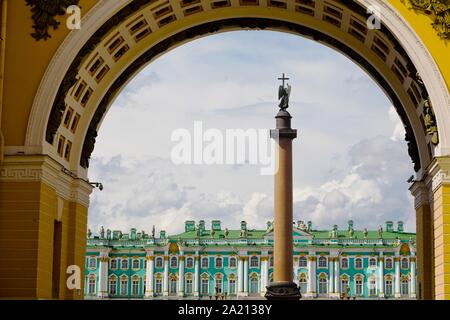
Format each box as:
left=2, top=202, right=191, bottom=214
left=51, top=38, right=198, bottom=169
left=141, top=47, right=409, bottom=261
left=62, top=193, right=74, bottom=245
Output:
left=87, top=30, right=415, bottom=235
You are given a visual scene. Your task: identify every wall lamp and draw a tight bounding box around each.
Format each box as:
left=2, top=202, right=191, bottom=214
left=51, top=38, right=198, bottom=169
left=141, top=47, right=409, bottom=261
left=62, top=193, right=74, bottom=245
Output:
left=89, top=182, right=104, bottom=191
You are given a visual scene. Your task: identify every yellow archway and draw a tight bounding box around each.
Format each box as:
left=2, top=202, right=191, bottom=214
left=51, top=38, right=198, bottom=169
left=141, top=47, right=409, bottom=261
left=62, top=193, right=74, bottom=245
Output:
left=0, top=0, right=449, bottom=299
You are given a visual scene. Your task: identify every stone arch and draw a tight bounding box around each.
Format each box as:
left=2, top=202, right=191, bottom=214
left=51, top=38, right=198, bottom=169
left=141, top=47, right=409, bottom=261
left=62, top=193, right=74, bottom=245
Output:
left=23, top=0, right=450, bottom=181
left=2, top=0, right=450, bottom=300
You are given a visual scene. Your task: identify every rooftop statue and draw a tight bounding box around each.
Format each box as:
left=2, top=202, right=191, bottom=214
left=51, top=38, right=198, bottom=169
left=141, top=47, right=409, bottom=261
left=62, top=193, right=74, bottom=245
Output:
left=99, top=226, right=104, bottom=239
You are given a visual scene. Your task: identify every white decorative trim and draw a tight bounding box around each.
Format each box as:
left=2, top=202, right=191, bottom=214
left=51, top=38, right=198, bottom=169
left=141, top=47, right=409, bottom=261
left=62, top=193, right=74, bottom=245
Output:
left=426, top=157, right=450, bottom=192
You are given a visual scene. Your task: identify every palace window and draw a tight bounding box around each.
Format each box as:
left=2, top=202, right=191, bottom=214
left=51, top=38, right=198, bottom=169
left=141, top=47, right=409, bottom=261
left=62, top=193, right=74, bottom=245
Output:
left=155, top=257, right=163, bottom=268
left=215, top=278, right=223, bottom=294
left=385, top=277, right=393, bottom=296
left=385, top=258, right=393, bottom=269
left=401, top=257, right=409, bottom=269
left=355, top=276, right=363, bottom=296
left=110, top=259, right=117, bottom=269
left=318, top=256, right=327, bottom=268
left=318, top=275, right=328, bottom=294
left=88, top=257, right=96, bottom=269
left=299, top=256, right=307, bottom=267
left=132, top=278, right=139, bottom=295
left=299, top=274, right=307, bottom=294
left=401, top=278, right=409, bottom=295
left=201, top=278, right=209, bottom=294
left=120, top=278, right=128, bottom=295
left=121, top=258, right=129, bottom=269
left=354, top=258, right=363, bottom=269
left=109, top=278, right=117, bottom=295
left=144, top=259, right=147, bottom=269
left=215, top=257, right=223, bottom=268
left=229, top=278, right=236, bottom=294
left=170, top=278, right=177, bottom=295
left=143, top=279, right=146, bottom=294
left=269, top=256, right=274, bottom=267
left=186, top=257, right=194, bottom=268
left=369, top=278, right=377, bottom=296
left=229, top=257, right=237, bottom=268
left=201, top=257, right=209, bottom=268
left=155, top=278, right=162, bottom=294
left=369, top=258, right=377, bottom=268
left=341, top=258, right=349, bottom=269
left=186, top=277, right=193, bottom=294
left=88, top=276, right=96, bottom=294
left=250, top=256, right=259, bottom=268
left=341, top=278, right=349, bottom=294
left=132, top=259, right=140, bottom=269
left=170, top=257, right=178, bottom=268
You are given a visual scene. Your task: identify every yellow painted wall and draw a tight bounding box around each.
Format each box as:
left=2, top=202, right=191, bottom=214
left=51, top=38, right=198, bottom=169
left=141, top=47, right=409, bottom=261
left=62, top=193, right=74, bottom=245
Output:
left=1, top=0, right=96, bottom=146
left=389, top=1, right=450, bottom=89
left=0, top=178, right=88, bottom=299
left=0, top=181, right=41, bottom=298
left=433, top=183, right=450, bottom=300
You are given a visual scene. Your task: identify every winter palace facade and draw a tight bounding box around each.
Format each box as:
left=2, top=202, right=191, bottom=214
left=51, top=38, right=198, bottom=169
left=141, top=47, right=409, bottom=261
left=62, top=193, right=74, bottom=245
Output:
left=84, top=220, right=417, bottom=299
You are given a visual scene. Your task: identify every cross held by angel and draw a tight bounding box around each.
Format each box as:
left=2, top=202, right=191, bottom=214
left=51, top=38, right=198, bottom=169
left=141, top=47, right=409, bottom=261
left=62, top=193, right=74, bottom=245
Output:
left=278, top=73, right=292, bottom=111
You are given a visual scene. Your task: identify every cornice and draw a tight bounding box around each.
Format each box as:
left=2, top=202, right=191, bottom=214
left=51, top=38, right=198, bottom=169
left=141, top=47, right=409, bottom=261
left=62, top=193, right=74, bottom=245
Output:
left=0, top=155, right=93, bottom=206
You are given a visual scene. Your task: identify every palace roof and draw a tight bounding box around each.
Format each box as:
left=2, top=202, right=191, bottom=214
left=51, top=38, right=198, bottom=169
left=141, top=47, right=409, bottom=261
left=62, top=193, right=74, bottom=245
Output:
left=87, top=220, right=416, bottom=249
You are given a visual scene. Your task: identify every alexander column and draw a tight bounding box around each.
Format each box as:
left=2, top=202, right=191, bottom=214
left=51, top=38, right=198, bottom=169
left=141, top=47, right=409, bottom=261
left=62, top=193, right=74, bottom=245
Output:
left=265, top=74, right=301, bottom=300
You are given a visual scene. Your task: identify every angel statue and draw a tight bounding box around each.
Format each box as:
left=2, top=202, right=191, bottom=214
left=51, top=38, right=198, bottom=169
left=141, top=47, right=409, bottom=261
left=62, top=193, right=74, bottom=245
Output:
left=278, top=73, right=292, bottom=111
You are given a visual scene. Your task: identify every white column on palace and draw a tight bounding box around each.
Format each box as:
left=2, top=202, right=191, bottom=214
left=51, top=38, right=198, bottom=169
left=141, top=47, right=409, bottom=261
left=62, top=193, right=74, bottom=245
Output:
left=293, top=256, right=299, bottom=285
left=328, top=257, right=334, bottom=295
left=163, top=252, right=169, bottom=296
left=378, top=252, right=384, bottom=298
left=194, top=252, right=199, bottom=297
left=237, top=256, right=243, bottom=295
left=260, top=254, right=268, bottom=295
left=145, top=251, right=154, bottom=298
left=243, top=256, right=249, bottom=295
left=394, top=256, right=401, bottom=298
left=178, top=250, right=184, bottom=297
left=410, top=255, right=417, bottom=298
left=307, top=253, right=316, bottom=296
left=97, top=249, right=110, bottom=298
left=334, top=256, right=339, bottom=294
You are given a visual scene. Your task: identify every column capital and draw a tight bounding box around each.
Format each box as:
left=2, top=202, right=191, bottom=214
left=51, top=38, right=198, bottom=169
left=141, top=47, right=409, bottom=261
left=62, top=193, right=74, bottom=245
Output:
left=308, top=256, right=316, bottom=262
left=394, top=257, right=401, bottom=262
left=409, top=180, right=430, bottom=209
left=146, top=256, right=154, bottom=261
